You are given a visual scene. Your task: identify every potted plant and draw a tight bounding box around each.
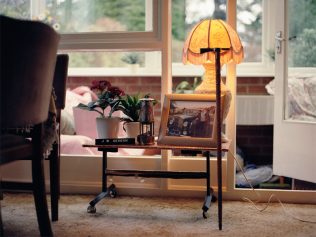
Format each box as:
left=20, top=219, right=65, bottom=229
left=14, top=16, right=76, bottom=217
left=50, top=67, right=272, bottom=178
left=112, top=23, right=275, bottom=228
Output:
left=118, top=93, right=143, bottom=139
left=118, top=93, right=157, bottom=139
left=175, top=77, right=201, bottom=94
left=76, top=80, right=125, bottom=138
left=121, top=53, right=142, bottom=73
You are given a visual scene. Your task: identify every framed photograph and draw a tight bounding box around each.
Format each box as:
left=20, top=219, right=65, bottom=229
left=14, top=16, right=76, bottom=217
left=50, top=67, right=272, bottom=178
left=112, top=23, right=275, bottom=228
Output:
left=157, top=94, right=226, bottom=147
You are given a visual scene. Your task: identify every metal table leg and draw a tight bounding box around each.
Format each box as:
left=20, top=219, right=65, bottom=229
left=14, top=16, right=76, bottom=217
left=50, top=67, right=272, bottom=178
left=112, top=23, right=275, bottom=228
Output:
left=202, top=151, right=216, bottom=218
left=87, top=149, right=117, bottom=213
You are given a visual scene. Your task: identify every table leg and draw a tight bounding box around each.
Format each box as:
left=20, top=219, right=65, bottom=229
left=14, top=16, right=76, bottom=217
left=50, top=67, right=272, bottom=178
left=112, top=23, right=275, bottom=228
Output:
left=87, top=150, right=117, bottom=213
left=217, top=150, right=222, bottom=230
left=202, top=151, right=216, bottom=218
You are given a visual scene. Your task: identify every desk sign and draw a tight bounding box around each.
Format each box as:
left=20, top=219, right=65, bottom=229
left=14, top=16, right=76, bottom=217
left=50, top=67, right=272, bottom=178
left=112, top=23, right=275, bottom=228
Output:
left=95, top=138, right=135, bottom=145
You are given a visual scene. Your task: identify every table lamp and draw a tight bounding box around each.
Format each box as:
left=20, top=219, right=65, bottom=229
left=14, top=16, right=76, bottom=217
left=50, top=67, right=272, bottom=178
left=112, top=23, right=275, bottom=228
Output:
left=182, top=19, right=244, bottom=120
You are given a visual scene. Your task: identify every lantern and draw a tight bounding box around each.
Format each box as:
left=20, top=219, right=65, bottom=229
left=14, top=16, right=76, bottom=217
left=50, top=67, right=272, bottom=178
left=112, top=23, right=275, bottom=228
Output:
left=137, top=96, right=155, bottom=145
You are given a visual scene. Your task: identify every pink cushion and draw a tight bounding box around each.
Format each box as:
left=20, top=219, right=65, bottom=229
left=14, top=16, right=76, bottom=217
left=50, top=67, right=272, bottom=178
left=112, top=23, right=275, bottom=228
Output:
left=60, top=134, right=100, bottom=155
left=73, top=107, right=125, bottom=139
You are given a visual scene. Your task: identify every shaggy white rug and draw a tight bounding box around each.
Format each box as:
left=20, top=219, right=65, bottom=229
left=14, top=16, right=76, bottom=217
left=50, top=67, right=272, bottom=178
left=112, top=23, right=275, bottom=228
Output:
left=1, top=193, right=316, bottom=237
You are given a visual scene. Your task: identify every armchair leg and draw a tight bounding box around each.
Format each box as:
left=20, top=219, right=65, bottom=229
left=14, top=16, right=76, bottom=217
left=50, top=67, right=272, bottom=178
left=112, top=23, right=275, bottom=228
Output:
left=32, top=154, right=53, bottom=237
left=0, top=200, right=3, bottom=237
left=50, top=142, right=60, bottom=222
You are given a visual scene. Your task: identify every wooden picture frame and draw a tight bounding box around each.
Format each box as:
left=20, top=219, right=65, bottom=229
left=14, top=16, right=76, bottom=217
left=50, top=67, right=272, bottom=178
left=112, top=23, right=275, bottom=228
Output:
left=157, top=94, right=226, bottom=147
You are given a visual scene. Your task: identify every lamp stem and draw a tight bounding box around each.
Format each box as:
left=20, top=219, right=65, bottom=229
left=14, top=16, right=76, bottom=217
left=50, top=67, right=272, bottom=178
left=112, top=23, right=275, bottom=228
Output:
left=215, top=48, right=222, bottom=230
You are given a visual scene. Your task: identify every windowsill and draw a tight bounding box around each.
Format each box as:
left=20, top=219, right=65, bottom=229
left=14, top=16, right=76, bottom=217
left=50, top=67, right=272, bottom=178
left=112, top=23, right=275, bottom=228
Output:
left=68, top=66, right=276, bottom=78
left=65, top=63, right=316, bottom=78
left=68, top=68, right=162, bottom=77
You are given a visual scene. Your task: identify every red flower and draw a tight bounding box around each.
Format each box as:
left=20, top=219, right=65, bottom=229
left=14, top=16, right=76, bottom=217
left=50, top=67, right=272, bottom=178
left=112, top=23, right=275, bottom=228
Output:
left=91, top=80, right=111, bottom=91
left=108, top=86, right=125, bottom=97
left=77, top=80, right=125, bottom=118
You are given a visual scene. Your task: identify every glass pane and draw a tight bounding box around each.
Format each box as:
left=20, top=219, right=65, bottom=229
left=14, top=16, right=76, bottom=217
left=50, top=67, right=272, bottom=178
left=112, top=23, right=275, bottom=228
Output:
left=0, top=0, right=30, bottom=19
left=172, top=0, right=227, bottom=63
left=237, top=0, right=262, bottom=63
left=68, top=52, right=145, bottom=68
left=286, top=0, right=316, bottom=123
left=0, top=0, right=149, bottom=33
left=44, top=0, right=148, bottom=33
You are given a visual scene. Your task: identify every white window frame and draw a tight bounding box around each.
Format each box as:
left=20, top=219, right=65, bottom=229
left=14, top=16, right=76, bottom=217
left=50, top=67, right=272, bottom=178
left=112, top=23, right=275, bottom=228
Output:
left=171, top=0, right=276, bottom=77
left=54, top=0, right=163, bottom=76
left=57, top=0, right=161, bottom=51
left=26, top=0, right=275, bottom=77
left=67, top=0, right=275, bottom=77
left=235, top=0, right=276, bottom=77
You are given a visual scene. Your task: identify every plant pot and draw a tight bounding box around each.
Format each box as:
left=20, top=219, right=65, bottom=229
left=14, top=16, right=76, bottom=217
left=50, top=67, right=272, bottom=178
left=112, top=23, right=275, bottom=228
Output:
left=128, top=64, right=140, bottom=73
left=96, top=117, right=120, bottom=138
left=123, top=121, right=140, bottom=140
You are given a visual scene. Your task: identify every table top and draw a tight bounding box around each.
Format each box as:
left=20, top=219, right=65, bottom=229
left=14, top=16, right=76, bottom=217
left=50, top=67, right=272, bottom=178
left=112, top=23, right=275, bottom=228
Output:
left=83, top=141, right=230, bottom=151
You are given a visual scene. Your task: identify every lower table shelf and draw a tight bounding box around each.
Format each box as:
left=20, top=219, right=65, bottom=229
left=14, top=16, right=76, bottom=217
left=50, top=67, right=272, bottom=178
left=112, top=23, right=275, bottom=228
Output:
left=106, top=169, right=208, bottom=179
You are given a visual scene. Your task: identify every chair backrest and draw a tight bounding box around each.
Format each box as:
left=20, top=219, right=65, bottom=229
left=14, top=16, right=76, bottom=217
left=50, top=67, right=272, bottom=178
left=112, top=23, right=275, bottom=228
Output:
left=0, top=15, right=60, bottom=128
left=53, top=54, right=69, bottom=110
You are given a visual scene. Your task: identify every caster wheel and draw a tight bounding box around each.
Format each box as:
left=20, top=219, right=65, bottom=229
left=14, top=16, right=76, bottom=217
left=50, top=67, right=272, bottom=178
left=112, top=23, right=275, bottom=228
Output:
left=211, top=196, right=217, bottom=202
left=202, top=211, right=208, bottom=219
left=109, top=187, right=117, bottom=198
left=109, top=184, right=117, bottom=198
left=87, top=205, right=96, bottom=213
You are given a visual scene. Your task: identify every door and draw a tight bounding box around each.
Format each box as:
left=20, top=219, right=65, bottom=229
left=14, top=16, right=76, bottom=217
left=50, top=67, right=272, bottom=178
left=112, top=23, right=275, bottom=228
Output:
left=273, top=0, right=316, bottom=183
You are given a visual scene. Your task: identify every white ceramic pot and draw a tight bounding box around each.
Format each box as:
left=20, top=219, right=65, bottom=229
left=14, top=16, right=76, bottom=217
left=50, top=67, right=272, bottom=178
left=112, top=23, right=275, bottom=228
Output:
left=96, top=117, right=120, bottom=138
left=123, top=121, right=140, bottom=139
left=128, top=64, right=140, bottom=73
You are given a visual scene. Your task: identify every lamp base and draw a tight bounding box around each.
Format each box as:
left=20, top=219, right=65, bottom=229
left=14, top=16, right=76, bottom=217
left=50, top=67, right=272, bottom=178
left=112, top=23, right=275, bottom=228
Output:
left=194, top=62, right=231, bottom=121
left=194, top=88, right=232, bottom=123
left=194, top=63, right=228, bottom=94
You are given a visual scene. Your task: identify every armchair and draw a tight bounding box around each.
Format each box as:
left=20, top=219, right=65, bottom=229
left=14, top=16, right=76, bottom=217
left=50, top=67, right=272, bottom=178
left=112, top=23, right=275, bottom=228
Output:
left=0, top=15, right=60, bottom=236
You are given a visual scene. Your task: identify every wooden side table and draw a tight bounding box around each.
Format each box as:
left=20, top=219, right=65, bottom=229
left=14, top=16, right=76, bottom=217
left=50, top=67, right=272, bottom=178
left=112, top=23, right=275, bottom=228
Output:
left=83, top=142, right=229, bottom=230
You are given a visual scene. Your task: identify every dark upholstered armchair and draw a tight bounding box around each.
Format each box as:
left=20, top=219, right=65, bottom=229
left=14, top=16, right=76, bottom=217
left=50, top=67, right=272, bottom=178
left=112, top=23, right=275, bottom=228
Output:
left=0, top=15, right=60, bottom=236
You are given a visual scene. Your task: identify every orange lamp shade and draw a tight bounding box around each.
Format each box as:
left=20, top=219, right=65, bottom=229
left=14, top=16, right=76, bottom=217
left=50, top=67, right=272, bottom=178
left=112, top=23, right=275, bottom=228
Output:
left=182, top=19, right=244, bottom=66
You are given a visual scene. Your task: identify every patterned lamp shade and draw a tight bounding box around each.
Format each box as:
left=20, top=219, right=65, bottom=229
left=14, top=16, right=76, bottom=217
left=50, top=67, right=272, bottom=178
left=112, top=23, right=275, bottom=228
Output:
left=182, top=19, right=244, bottom=66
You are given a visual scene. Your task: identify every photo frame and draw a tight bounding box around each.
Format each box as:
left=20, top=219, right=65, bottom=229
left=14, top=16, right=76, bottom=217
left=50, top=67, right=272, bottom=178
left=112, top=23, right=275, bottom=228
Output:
left=157, top=93, right=226, bottom=147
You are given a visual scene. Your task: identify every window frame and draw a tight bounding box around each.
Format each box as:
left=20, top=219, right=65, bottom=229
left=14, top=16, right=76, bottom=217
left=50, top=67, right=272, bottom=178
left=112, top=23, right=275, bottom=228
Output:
left=4, top=0, right=275, bottom=77
left=56, top=0, right=161, bottom=52
left=62, top=0, right=276, bottom=77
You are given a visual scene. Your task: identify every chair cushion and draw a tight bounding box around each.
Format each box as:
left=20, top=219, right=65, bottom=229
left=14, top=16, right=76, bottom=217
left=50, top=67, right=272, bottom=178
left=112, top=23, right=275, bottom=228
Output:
left=0, top=134, right=32, bottom=164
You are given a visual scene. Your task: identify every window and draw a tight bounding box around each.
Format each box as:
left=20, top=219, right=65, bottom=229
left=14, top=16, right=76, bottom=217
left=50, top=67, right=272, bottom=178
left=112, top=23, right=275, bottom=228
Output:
left=1, top=0, right=275, bottom=76
left=1, top=0, right=161, bottom=74
left=171, top=0, right=227, bottom=63
left=44, top=0, right=149, bottom=33
left=0, top=0, right=30, bottom=19
left=170, top=0, right=275, bottom=77
left=0, top=0, right=150, bottom=33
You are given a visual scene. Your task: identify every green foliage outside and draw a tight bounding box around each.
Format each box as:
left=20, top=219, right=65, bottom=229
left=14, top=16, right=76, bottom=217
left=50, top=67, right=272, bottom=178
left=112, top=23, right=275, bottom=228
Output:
left=291, top=29, right=316, bottom=67
left=0, top=0, right=30, bottom=19
left=288, top=0, right=316, bottom=67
